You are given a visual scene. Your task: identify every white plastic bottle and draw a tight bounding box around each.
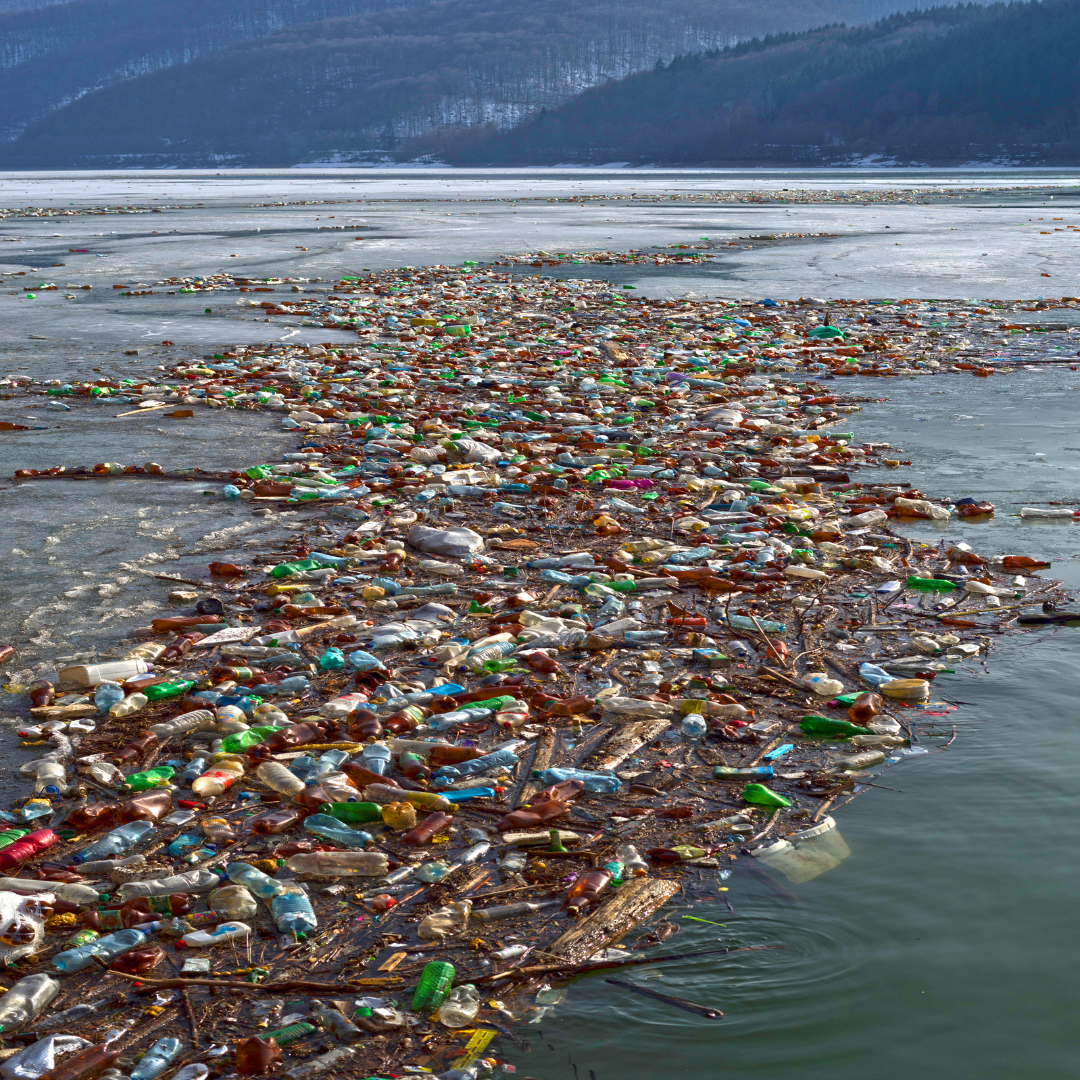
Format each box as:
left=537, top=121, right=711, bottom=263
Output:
left=110, top=694, right=148, bottom=719
left=176, top=920, right=251, bottom=949
left=57, top=661, right=150, bottom=687
left=122, top=642, right=167, bottom=663
left=191, top=758, right=244, bottom=797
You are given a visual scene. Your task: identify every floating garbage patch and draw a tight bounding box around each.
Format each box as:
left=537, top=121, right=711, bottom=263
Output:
left=0, top=262, right=1070, bottom=1079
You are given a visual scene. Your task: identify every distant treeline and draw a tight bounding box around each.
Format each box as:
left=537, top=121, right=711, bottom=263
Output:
left=435, top=0, right=1080, bottom=165
left=0, top=0, right=961, bottom=166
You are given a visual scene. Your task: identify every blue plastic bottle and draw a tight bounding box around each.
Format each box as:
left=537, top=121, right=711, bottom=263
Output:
left=94, top=682, right=125, bottom=714
left=270, top=887, right=318, bottom=938
left=226, top=862, right=284, bottom=899
left=303, top=814, right=373, bottom=848
left=53, top=928, right=148, bottom=973
left=532, top=767, right=620, bottom=793
left=130, top=1038, right=183, bottom=1080
left=72, top=821, right=156, bottom=864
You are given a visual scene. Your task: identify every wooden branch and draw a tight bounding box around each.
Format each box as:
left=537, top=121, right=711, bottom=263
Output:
left=589, top=718, right=671, bottom=772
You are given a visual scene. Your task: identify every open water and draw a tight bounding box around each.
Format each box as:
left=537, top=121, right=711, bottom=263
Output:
left=0, top=168, right=1078, bottom=1078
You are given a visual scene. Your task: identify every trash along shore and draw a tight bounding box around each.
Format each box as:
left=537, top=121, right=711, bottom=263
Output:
left=0, top=261, right=1070, bottom=1080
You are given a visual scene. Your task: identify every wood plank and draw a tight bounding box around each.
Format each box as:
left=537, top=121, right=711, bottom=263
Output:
left=589, top=718, right=671, bottom=772
left=546, top=879, right=681, bottom=964
left=513, top=726, right=555, bottom=807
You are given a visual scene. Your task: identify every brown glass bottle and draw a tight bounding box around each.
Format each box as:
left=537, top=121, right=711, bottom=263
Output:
left=211, top=665, right=264, bottom=681
left=110, top=731, right=158, bottom=766
left=401, top=811, right=454, bottom=846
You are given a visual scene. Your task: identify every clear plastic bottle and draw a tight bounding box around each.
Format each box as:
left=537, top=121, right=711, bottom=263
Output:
left=616, top=844, right=649, bottom=876
left=72, top=820, right=155, bottom=864
left=115, top=869, right=221, bottom=900
left=680, top=715, right=707, bottom=743
left=303, top=814, right=373, bottom=848
left=0, top=973, right=59, bottom=1032
left=109, top=693, right=148, bottom=719
left=32, top=761, right=67, bottom=796
left=182, top=750, right=212, bottom=787
left=284, top=851, right=388, bottom=877
left=255, top=761, right=306, bottom=798
left=270, top=885, right=318, bottom=938
left=52, top=928, right=148, bottom=973
left=191, top=758, right=244, bottom=797
left=129, top=1038, right=183, bottom=1080
left=226, top=862, right=284, bottom=899
left=208, top=884, right=258, bottom=920
left=531, top=767, right=619, bottom=793
left=359, top=743, right=391, bottom=776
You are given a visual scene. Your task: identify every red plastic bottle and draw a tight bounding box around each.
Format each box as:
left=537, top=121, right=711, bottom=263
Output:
left=0, top=830, right=58, bottom=872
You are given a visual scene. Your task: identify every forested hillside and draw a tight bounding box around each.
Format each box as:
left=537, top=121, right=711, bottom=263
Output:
left=446, top=0, right=1080, bottom=165
left=1, top=0, right=960, bottom=166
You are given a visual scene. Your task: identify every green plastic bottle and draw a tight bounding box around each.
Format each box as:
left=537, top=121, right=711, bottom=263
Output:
left=270, top=558, right=322, bottom=579
left=742, top=783, right=792, bottom=808
left=121, top=766, right=176, bottom=791
left=317, top=802, right=383, bottom=824
left=220, top=726, right=278, bottom=755
left=799, top=715, right=866, bottom=738
left=906, top=576, right=958, bottom=592
left=412, top=960, right=455, bottom=1012
left=144, top=680, right=195, bottom=702
left=258, top=1022, right=316, bottom=1045
left=0, top=829, right=30, bottom=850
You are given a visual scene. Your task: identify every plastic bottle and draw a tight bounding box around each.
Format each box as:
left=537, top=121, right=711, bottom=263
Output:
left=108, top=943, right=165, bottom=975
left=283, top=851, right=388, bottom=877
left=208, top=885, right=258, bottom=920
left=129, top=1038, right=182, bottom=1080
left=532, top=767, right=619, bottom=794
left=52, top=928, right=148, bottom=972
left=117, top=791, right=172, bottom=823
left=0, top=829, right=58, bottom=871
left=57, top=661, right=150, bottom=688
left=72, top=821, right=155, bottom=864
left=119, top=766, right=175, bottom=793
left=249, top=807, right=305, bottom=836
left=799, top=715, right=867, bottom=738
left=401, top=811, right=454, bottom=846
left=303, top=814, right=373, bottom=848
left=226, top=863, right=284, bottom=899
left=847, top=691, right=884, bottom=724
left=564, top=869, right=612, bottom=914
left=235, top=1036, right=282, bottom=1075
left=93, top=682, right=125, bottom=715
left=436, top=984, right=480, bottom=1029
left=192, top=758, right=244, bottom=797
left=270, top=885, right=318, bottom=938
left=176, top=920, right=250, bottom=949
left=359, top=742, right=392, bottom=776
left=182, top=751, right=212, bottom=787
left=742, top=783, right=792, bottom=808
left=616, top=844, right=649, bottom=876
left=449, top=747, right=518, bottom=779
left=32, top=761, right=67, bottom=796
left=0, top=973, right=59, bottom=1032
left=115, top=869, right=222, bottom=900
left=412, top=961, right=455, bottom=1012
left=381, top=801, right=417, bottom=830
left=252, top=761, right=305, bottom=799
left=37, top=1044, right=121, bottom=1080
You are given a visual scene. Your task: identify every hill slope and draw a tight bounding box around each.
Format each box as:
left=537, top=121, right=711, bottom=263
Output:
left=2, top=0, right=963, bottom=166
left=446, top=0, right=1080, bottom=165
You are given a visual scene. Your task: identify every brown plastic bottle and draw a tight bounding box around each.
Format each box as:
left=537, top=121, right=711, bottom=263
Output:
left=110, top=732, right=159, bottom=766
left=531, top=779, right=584, bottom=803
left=116, top=791, right=172, bottom=823
left=398, top=752, right=431, bottom=782
left=235, top=1037, right=282, bottom=1075
left=249, top=807, right=306, bottom=835
left=64, top=803, right=117, bottom=831
left=381, top=709, right=425, bottom=736
left=341, top=762, right=401, bottom=790
left=108, top=943, right=165, bottom=975
left=497, top=799, right=570, bottom=831
left=521, top=652, right=561, bottom=674
left=249, top=721, right=335, bottom=760
left=346, top=709, right=383, bottom=742
left=122, top=673, right=169, bottom=694
left=38, top=1044, right=120, bottom=1080
left=293, top=782, right=337, bottom=812
left=564, top=869, right=612, bottom=915
left=427, top=745, right=482, bottom=768
left=539, top=695, right=596, bottom=717
left=401, top=811, right=454, bottom=846
left=847, top=692, right=884, bottom=725
left=159, top=633, right=204, bottom=662
left=27, top=680, right=54, bottom=708
left=121, top=894, right=191, bottom=917
left=78, top=908, right=155, bottom=932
